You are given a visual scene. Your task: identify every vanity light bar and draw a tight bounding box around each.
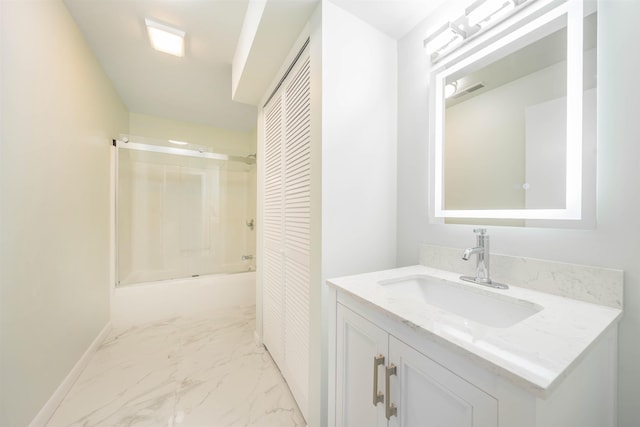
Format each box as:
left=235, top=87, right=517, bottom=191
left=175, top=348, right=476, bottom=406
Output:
left=424, top=0, right=535, bottom=63
left=424, top=23, right=467, bottom=58
left=467, top=0, right=516, bottom=27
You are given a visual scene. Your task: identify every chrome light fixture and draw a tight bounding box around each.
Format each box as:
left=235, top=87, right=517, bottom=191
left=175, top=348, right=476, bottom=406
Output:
left=424, top=0, right=534, bottom=63
left=145, top=19, right=185, bottom=57
left=424, top=23, right=467, bottom=61
left=467, top=0, right=516, bottom=27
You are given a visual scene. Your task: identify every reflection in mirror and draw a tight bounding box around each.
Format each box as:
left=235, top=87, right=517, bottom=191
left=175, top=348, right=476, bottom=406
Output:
left=445, top=22, right=570, bottom=210
left=431, top=2, right=596, bottom=226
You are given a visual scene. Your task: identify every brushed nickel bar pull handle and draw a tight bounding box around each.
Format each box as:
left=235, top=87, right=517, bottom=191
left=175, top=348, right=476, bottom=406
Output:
left=372, top=354, right=385, bottom=406
left=385, top=364, right=398, bottom=420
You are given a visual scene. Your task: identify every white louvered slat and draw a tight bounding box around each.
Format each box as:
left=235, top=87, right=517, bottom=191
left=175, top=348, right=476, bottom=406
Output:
left=263, top=247, right=284, bottom=367
left=262, top=93, right=285, bottom=369
left=260, top=48, right=310, bottom=420
left=284, top=257, right=310, bottom=414
left=282, top=55, right=311, bottom=416
left=284, top=56, right=311, bottom=262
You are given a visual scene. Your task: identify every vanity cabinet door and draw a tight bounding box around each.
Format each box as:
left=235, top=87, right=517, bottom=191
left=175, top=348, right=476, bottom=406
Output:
left=336, top=304, right=389, bottom=427
left=335, top=303, right=498, bottom=427
left=388, top=336, right=498, bottom=427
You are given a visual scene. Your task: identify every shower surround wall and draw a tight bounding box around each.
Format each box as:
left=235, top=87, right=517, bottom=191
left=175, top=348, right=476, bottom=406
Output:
left=120, top=114, right=257, bottom=285
left=116, top=146, right=256, bottom=285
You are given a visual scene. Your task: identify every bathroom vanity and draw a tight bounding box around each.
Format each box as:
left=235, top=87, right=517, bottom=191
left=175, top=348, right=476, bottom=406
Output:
left=326, top=264, right=622, bottom=427
left=325, top=0, right=620, bottom=424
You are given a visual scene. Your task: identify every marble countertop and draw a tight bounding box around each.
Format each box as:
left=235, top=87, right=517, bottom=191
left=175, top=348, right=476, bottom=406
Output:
left=327, top=265, right=622, bottom=397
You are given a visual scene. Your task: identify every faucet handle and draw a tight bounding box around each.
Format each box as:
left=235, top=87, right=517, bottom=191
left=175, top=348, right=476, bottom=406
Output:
left=473, top=228, right=487, bottom=235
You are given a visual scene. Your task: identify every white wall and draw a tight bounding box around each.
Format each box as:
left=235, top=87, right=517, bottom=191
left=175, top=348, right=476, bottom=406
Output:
left=397, top=1, right=640, bottom=425
left=320, top=1, right=398, bottom=280
left=0, top=0, right=129, bottom=425
left=316, top=2, right=398, bottom=426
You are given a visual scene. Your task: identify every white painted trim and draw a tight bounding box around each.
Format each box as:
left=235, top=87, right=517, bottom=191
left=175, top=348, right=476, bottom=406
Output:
left=29, top=322, right=111, bottom=427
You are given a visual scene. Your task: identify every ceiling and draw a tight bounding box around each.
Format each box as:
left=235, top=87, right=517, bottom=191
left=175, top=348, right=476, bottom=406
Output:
left=64, top=0, right=258, bottom=131
left=330, top=0, right=448, bottom=39
left=64, top=0, right=446, bottom=133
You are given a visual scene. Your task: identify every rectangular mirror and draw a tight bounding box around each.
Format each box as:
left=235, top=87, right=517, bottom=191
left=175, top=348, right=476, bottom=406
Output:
left=429, top=0, right=596, bottom=226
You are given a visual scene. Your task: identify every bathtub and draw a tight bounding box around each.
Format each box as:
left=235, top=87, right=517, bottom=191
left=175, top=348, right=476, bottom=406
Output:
left=111, top=271, right=256, bottom=327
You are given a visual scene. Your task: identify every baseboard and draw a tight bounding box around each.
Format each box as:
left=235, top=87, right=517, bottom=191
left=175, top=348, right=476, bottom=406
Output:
left=254, top=330, right=263, bottom=347
left=29, top=322, right=111, bottom=427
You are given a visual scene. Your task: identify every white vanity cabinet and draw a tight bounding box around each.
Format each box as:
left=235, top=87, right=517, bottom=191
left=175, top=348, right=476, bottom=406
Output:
left=328, top=265, right=621, bottom=427
left=336, top=304, right=498, bottom=427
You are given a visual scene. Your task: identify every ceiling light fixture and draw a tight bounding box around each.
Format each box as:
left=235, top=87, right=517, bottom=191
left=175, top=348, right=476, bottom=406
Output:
left=145, top=19, right=185, bottom=57
left=424, top=0, right=533, bottom=63
left=168, top=139, right=189, bottom=145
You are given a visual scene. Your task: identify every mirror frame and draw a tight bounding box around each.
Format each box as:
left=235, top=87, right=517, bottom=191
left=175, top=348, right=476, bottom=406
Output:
left=429, top=0, right=586, bottom=220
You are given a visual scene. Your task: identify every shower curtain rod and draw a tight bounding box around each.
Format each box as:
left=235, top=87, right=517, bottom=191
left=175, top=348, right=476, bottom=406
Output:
left=112, top=139, right=256, bottom=165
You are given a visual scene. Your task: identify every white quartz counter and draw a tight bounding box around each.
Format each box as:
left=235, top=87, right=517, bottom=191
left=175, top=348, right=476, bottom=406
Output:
left=327, top=265, right=622, bottom=397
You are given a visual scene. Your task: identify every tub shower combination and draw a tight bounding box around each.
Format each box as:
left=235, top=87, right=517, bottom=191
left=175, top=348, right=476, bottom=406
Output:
left=113, top=136, right=256, bottom=317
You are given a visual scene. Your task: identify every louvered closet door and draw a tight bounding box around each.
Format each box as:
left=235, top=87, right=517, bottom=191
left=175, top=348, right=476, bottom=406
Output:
left=261, top=48, right=311, bottom=419
left=263, top=95, right=285, bottom=369
left=282, top=55, right=311, bottom=415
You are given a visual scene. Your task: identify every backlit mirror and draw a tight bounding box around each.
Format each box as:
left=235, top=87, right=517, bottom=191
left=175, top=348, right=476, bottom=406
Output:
left=430, top=1, right=596, bottom=226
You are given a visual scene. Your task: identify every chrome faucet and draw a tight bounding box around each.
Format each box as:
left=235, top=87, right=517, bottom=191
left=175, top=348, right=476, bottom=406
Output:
left=461, top=228, right=508, bottom=289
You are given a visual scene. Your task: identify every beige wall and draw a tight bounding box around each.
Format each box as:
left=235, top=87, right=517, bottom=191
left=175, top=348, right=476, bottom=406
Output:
left=129, top=112, right=255, bottom=156
left=0, top=0, right=129, bottom=425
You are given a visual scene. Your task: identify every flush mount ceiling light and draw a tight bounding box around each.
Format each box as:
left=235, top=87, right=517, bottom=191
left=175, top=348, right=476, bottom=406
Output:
left=145, top=19, right=185, bottom=57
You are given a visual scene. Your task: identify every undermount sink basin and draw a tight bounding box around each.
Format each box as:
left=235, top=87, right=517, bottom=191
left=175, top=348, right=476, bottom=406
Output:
left=378, top=275, right=542, bottom=328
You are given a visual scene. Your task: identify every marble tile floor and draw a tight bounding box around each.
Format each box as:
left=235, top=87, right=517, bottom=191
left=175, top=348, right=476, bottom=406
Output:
left=46, top=305, right=306, bottom=427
